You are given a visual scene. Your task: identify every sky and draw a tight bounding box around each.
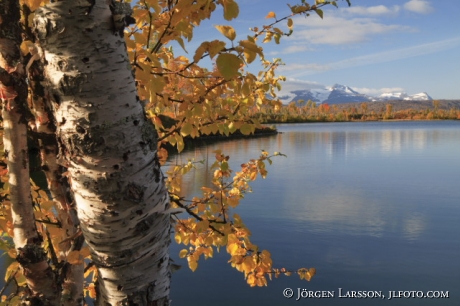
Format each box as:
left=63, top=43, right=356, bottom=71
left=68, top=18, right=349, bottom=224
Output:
left=185, top=0, right=460, bottom=100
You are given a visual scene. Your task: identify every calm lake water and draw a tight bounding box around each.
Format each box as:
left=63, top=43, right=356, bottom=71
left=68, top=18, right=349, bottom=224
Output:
left=168, top=121, right=460, bottom=306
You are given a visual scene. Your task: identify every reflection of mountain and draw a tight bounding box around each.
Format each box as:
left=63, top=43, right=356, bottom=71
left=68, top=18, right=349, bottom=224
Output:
left=276, top=125, right=443, bottom=239
left=172, top=123, right=454, bottom=243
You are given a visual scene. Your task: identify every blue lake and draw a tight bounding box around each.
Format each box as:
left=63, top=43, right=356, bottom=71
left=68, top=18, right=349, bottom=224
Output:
left=168, top=121, right=460, bottom=306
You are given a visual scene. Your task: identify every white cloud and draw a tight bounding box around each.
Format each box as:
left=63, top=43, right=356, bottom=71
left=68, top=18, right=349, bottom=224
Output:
left=351, top=87, right=406, bottom=96
left=282, top=37, right=460, bottom=77
left=270, top=45, right=313, bottom=55
left=278, top=62, right=330, bottom=72
left=282, top=78, right=327, bottom=91
left=404, top=0, right=434, bottom=14
left=289, top=14, right=413, bottom=45
left=343, top=5, right=401, bottom=16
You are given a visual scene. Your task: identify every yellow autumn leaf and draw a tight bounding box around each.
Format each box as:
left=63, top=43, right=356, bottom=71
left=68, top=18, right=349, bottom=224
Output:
left=175, top=134, right=185, bottom=152
left=193, top=43, right=207, bottom=63
left=242, top=257, right=255, bottom=275
left=87, top=283, right=96, bottom=299
left=187, top=257, right=198, bottom=272
left=150, top=77, right=166, bottom=95
left=179, top=249, right=188, bottom=258
left=215, top=25, right=236, bottom=41
left=4, top=261, right=19, bottom=282
left=207, top=40, right=226, bottom=59
left=180, top=123, right=193, bottom=137
left=305, top=268, right=316, bottom=281
left=227, top=242, right=240, bottom=256
left=240, top=123, right=252, bottom=135
left=222, top=0, right=239, bottom=21
left=265, top=11, right=276, bottom=19
left=216, top=53, right=241, bottom=80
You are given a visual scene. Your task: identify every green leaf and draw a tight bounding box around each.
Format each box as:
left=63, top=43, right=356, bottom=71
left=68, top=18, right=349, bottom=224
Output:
left=215, top=25, right=236, bottom=41
left=314, top=8, right=324, bottom=19
left=216, top=53, right=241, bottom=80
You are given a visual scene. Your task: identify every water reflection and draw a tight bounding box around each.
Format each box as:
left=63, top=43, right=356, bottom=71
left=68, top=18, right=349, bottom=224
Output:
left=169, top=121, right=460, bottom=306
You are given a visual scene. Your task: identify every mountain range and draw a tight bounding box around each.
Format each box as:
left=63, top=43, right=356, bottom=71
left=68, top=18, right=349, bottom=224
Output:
left=279, top=84, right=433, bottom=105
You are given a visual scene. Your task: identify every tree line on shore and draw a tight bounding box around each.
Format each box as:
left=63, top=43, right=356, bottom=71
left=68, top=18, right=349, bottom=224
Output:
left=250, top=100, right=460, bottom=123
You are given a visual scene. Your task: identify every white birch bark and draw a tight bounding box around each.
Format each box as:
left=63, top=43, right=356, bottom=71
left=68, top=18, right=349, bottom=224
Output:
left=28, top=59, right=85, bottom=305
left=34, top=1, right=171, bottom=305
left=1, top=1, right=59, bottom=303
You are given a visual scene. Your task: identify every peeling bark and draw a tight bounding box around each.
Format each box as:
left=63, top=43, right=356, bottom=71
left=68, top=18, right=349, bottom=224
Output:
left=35, top=1, right=171, bottom=305
left=0, top=0, right=59, bottom=304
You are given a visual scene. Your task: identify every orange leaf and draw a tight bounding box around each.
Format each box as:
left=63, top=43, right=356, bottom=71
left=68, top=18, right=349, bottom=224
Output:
left=265, top=11, right=276, bottom=19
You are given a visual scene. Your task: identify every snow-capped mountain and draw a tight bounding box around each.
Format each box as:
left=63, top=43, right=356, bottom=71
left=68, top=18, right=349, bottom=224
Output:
left=326, top=84, right=370, bottom=104
left=280, top=83, right=432, bottom=105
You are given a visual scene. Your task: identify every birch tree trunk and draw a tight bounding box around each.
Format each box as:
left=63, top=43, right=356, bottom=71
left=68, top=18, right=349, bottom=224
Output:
left=28, top=48, right=85, bottom=305
left=0, top=1, right=59, bottom=304
left=34, top=1, right=171, bottom=305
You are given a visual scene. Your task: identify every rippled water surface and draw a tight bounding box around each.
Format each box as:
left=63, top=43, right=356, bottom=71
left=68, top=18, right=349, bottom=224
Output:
left=168, top=121, right=460, bottom=306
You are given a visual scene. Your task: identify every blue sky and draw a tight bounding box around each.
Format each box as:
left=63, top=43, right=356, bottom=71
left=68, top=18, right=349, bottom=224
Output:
left=185, top=0, right=460, bottom=99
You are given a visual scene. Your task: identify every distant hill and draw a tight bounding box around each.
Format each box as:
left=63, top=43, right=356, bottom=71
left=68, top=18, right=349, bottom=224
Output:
left=333, top=100, right=460, bottom=113
left=282, top=83, right=433, bottom=105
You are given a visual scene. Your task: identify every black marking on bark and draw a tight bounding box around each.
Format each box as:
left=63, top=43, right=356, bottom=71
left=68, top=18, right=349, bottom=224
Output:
left=125, top=183, right=145, bottom=203
left=16, top=244, right=47, bottom=265
left=113, top=164, right=119, bottom=170
left=59, top=73, right=87, bottom=96
left=122, top=150, right=130, bottom=161
left=76, top=125, right=85, bottom=134
left=134, top=213, right=155, bottom=234
left=153, top=153, right=161, bottom=183
left=109, top=0, right=135, bottom=37
left=147, top=282, right=156, bottom=302
left=52, top=93, right=62, bottom=105
left=81, top=0, right=95, bottom=15
left=158, top=256, right=164, bottom=268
